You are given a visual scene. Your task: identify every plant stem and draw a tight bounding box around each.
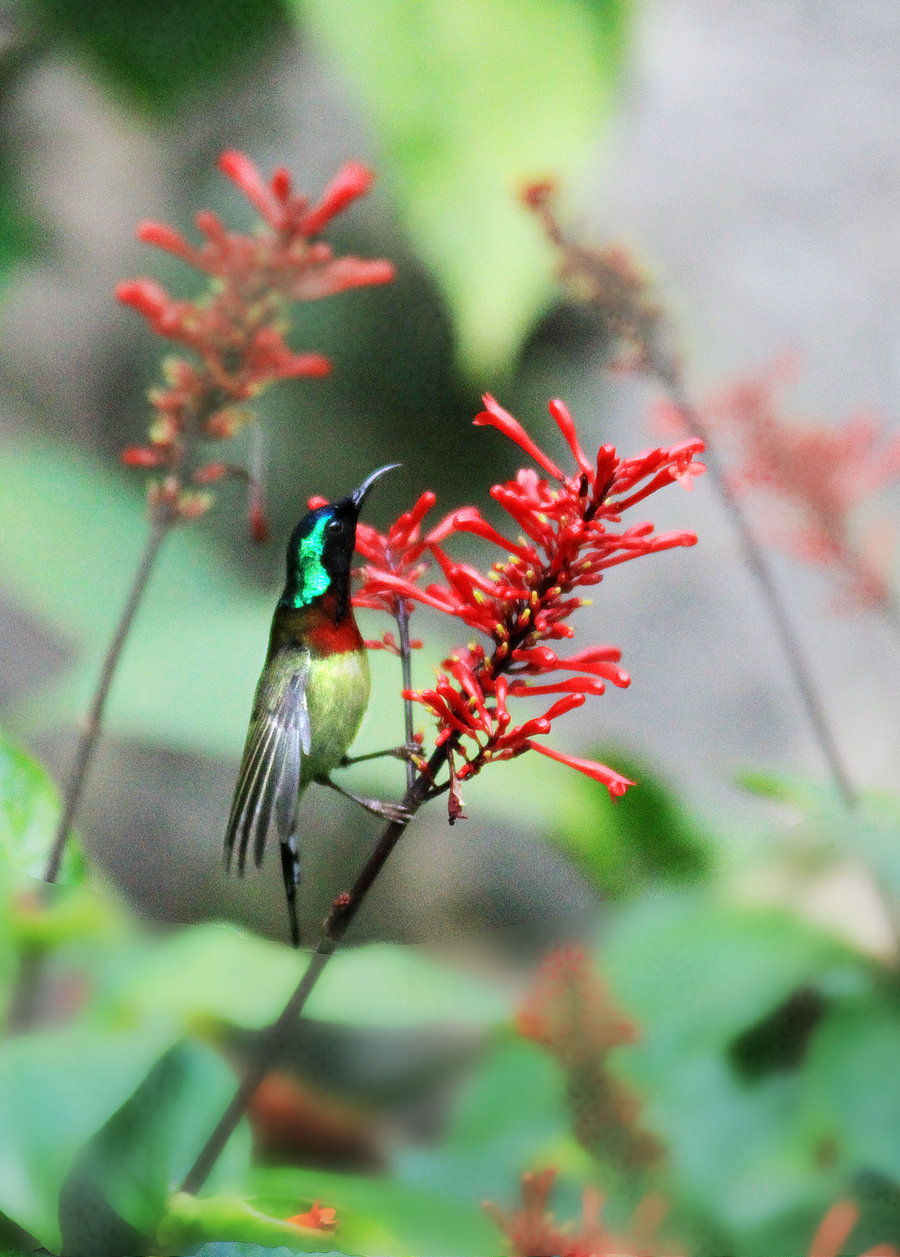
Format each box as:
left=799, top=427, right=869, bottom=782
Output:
left=180, top=601, right=431, bottom=1194
left=653, top=368, right=900, bottom=957
left=653, top=363, right=858, bottom=810
left=528, top=196, right=859, bottom=809
left=179, top=735, right=446, bottom=1196
left=44, top=510, right=172, bottom=883
left=395, top=601, right=417, bottom=793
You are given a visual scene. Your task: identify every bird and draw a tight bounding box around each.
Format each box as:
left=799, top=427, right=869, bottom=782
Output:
left=224, top=464, right=405, bottom=948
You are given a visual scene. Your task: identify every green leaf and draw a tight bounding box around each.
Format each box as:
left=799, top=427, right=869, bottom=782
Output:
left=96, top=921, right=513, bottom=1032
left=247, top=1162, right=499, bottom=1257
left=738, top=770, right=900, bottom=900
left=304, top=939, right=513, bottom=1030
left=297, top=0, right=632, bottom=376
left=603, top=895, right=859, bottom=1063
left=158, top=1192, right=334, bottom=1256
left=395, top=1035, right=575, bottom=1210
left=0, top=1206, right=41, bottom=1253
left=24, top=0, right=290, bottom=117
left=805, top=991, right=900, bottom=1183
left=0, top=146, right=40, bottom=291
left=548, top=748, right=713, bottom=897
left=0, top=729, right=83, bottom=883
left=0, top=1023, right=176, bottom=1250
left=59, top=1039, right=251, bottom=1255
left=598, top=894, right=875, bottom=1252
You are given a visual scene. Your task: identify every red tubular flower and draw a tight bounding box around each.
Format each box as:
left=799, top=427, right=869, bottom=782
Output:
left=121, top=445, right=167, bottom=468
left=355, top=398, right=703, bottom=808
left=119, top=151, right=394, bottom=533
left=297, top=160, right=375, bottom=235
left=353, top=490, right=439, bottom=622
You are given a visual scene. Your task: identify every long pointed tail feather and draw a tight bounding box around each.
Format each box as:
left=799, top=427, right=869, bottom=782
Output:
left=279, top=836, right=301, bottom=948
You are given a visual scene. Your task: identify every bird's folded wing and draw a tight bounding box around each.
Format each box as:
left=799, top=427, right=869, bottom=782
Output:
left=224, top=654, right=312, bottom=874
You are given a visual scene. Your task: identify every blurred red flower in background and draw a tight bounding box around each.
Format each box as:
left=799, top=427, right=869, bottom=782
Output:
left=119, top=152, right=394, bottom=537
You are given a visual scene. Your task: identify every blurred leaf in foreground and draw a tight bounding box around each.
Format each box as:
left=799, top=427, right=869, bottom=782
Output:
left=601, top=893, right=878, bottom=1254
left=740, top=769, right=900, bottom=901
left=94, top=922, right=514, bottom=1033
left=247, top=1161, right=499, bottom=1257
left=0, top=1023, right=176, bottom=1251
left=0, top=729, right=83, bottom=883
left=297, top=0, right=632, bottom=377
left=59, top=1039, right=251, bottom=1256
left=158, top=1191, right=334, bottom=1256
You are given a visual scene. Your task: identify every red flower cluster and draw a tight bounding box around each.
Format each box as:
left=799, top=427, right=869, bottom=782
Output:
left=657, top=359, right=900, bottom=609
left=119, top=151, right=394, bottom=536
left=484, top=1167, right=675, bottom=1257
left=517, top=947, right=661, bottom=1168
left=355, top=396, right=703, bottom=808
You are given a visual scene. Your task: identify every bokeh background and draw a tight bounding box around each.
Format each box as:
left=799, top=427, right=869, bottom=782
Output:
left=2, top=4, right=900, bottom=1252
left=1, top=0, right=898, bottom=941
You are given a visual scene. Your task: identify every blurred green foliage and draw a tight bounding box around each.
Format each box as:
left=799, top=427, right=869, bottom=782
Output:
left=297, top=0, right=631, bottom=378
left=20, top=0, right=291, bottom=116
left=2, top=752, right=900, bottom=1254
left=549, top=746, right=714, bottom=897
left=59, top=1040, right=252, bottom=1256
left=0, top=731, right=82, bottom=883
left=0, top=148, right=39, bottom=292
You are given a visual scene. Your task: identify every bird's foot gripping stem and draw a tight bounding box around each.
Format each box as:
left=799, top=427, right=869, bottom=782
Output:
left=317, top=775, right=412, bottom=824
left=338, top=741, right=422, bottom=769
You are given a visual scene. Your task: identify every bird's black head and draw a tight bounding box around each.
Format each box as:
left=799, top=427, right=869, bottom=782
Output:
left=280, top=464, right=398, bottom=621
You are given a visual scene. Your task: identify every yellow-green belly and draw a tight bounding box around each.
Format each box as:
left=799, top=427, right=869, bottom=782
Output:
left=300, top=648, right=371, bottom=785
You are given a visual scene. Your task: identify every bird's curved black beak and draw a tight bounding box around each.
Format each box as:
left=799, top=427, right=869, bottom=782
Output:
left=350, top=463, right=401, bottom=511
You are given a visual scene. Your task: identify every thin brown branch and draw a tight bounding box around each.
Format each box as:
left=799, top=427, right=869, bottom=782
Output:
left=652, top=360, right=858, bottom=810
left=44, top=509, right=172, bottom=883
left=395, top=600, right=417, bottom=793
left=524, top=188, right=860, bottom=809
left=178, top=735, right=448, bottom=1196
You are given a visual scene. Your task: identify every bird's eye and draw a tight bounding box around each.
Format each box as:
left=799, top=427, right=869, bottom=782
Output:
left=327, top=517, right=344, bottom=534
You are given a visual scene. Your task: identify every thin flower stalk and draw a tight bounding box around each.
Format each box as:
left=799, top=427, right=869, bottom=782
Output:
left=522, top=179, right=860, bottom=810
left=118, top=150, right=393, bottom=537
left=45, top=153, right=394, bottom=884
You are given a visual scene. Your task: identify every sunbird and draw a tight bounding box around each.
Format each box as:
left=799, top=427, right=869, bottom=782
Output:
left=224, top=465, right=404, bottom=947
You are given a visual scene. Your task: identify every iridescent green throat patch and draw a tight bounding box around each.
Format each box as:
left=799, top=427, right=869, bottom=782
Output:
left=290, top=515, right=331, bottom=608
